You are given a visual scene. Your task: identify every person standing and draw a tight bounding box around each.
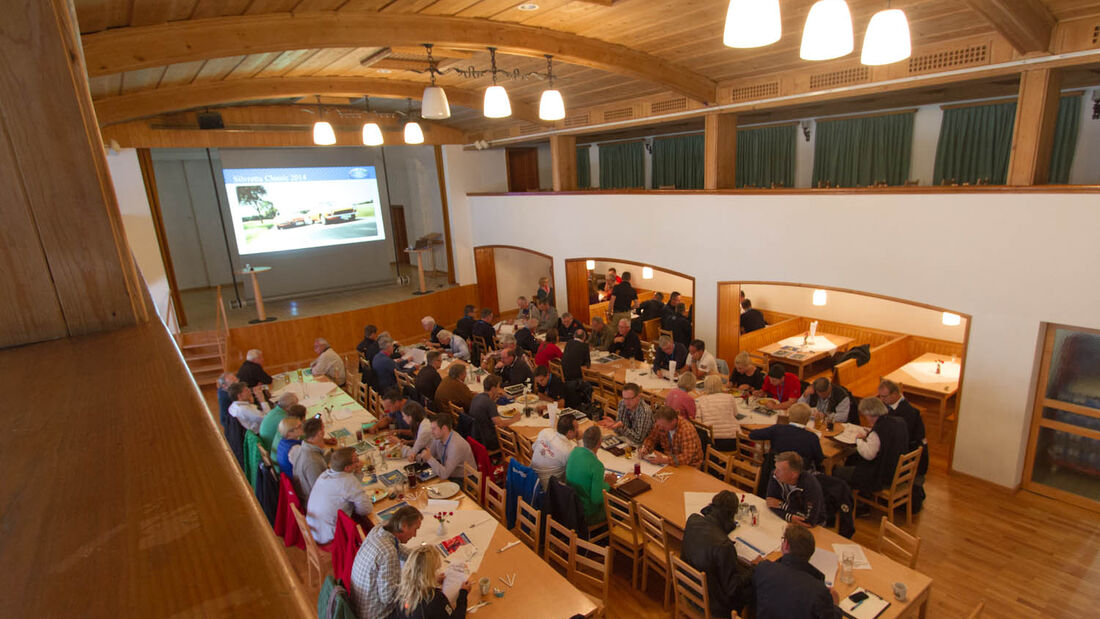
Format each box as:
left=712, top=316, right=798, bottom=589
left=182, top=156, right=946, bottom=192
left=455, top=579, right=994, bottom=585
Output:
left=608, top=271, right=638, bottom=329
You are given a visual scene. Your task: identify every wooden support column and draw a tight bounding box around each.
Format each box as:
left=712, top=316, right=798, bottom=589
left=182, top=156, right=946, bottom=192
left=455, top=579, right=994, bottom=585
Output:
left=704, top=112, right=738, bottom=190
left=716, top=283, right=742, bottom=367
left=565, top=259, right=591, bottom=325
left=1007, top=68, right=1062, bottom=186
left=0, top=0, right=148, bottom=348
left=550, top=134, right=578, bottom=191
left=473, top=247, right=499, bottom=315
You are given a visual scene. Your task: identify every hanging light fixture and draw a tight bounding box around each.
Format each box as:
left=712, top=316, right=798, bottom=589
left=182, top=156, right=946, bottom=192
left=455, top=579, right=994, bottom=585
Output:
left=538, top=55, right=565, bottom=121
left=942, top=312, right=962, bottom=327
left=312, top=95, right=336, bottom=145
left=483, top=47, right=512, bottom=118
left=585, top=260, right=595, bottom=270
left=420, top=44, right=451, bottom=119
left=361, top=96, right=384, bottom=146
left=642, top=267, right=654, bottom=280
left=403, top=98, right=424, bottom=145
left=723, top=0, right=782, bottom=48
left=800, top=0, right=853, bottom=61
left=861, top=4, right=911, bottom=65
left=812, top=289, right=828, bottom=306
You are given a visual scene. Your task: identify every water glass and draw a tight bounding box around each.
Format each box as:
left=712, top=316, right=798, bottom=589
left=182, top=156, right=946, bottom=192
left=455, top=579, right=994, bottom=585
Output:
left=840, top=551, right=855, bottom=585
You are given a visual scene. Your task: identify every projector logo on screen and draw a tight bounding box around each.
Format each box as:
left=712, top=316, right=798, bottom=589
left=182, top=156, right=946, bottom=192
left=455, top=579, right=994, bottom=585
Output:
left=222, top=165, right=385, bottom=256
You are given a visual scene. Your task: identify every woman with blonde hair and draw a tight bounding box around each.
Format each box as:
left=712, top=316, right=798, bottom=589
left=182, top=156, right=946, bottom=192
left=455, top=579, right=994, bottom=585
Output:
left=694, top=374, right=740, bottom=451
left=275, top=416, right=303, bottom=476
left=391, top=545, right=470, bottom=619
left=665, top=372, right=697, bottom=419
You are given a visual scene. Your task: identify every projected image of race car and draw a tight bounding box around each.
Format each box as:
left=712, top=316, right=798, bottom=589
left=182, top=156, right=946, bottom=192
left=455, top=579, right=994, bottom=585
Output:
left=310, top=204, right=358, bottom=225
left=274, top=211, right=311, bottom=229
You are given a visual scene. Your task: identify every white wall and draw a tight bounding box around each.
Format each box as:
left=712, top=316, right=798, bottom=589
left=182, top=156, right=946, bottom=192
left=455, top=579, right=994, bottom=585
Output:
left=741, top=284, right=966, bottom=343
left=494, top=247, right=552, bottom=311
left=463, top=191, right=1100, bottom=489
left=441, top=146, right=508, bottom=285
left=383, top=145, right=446, bottom=269
left=536, top=143, right=552, bottom=190
left=105, top=148, right=173, bottom=330
left=592, top=260, right=693, bottom=300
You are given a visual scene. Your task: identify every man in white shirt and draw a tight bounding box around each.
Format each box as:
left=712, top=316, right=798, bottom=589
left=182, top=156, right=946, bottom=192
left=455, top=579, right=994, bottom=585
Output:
left=682, top=339, right=719, bottom=378
left=437, top=329, right=470, bottom=361
left=310, top=337, right=346, bottom=386
left=416, top=413, right=476, bottom=482
left=227, top=381, right=269, bottom=433
left=305, top=447, right=371, bottom=545
left=530, top=415, right=579, bottom=487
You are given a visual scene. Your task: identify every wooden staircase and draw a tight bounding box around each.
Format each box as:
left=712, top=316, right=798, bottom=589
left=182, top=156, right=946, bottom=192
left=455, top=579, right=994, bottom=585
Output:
left=177, top=330, right=226, bottom=387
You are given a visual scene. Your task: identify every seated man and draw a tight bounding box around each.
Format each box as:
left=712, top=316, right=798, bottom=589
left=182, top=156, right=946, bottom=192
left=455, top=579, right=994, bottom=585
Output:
left=766, top=451, right=826, bottom=526
left=661, top=292, right=682, bottom=330
left=588, top=316, right=615, bottom=352
left=597, top=382, right=654, bottom=445
left=371, top=388, right=410, bottom=435
left=471, top=308, right=497, bottom=351
left=555, top=312, right=586, bottom=341
left=416, top=413, right=476, bottom=482
left=753, top=525, right=840, bottom=618
left=514, top=318, right=540, bottom=356
left=640, top=406, right=704, bottom=468
left=561, top=329, right=591, bottom=382
left=420, top=316, right=443, bottom=345
left=730, top=351, right=765, bottom=391
left=434, top=362, right=475, bottom=414
left=516, top=296, right=531, bottom=321
left=291, top=417, right=330, bottom=504
left=683, top=339, right=719, bottom=378
left=533, top=365, right=566, bottom=406
left=653, top=334, right=688, bottom=378
left=436, top=329, right=470, bottom=361
left=879, top=378, right=929, bottom=509
left=739, top=299, right=767, bottom=333
left=454, top=305, right=477, bottom=341
left=533, top=299, right=559, bottom=333
left=637, top=291, right=666, bottom=322
left=496, top=347, right=534, bottom=387
left=607, top=318, right=644, bottom=361
left=834, top=398, right=909, bottom=496
left=216, top=372, right=238, bottom=433
left=530, top=415, right=578, bottom=487
left=748, top=403, right=825, bottom=471
left=681, top=491, right=755, bottom=619
left=356, top=325, right=380, bottom=371
left=565, top=426, right=618, bottom=524
left=305, top=447, right=371, bottom=545
left=237, top=349, right=273, bottom=388
left=798, top=377, right=853, bottom=425
left=468, top=375, right=521, bottom=451
left=668, top=303, right=693, bottom=347
left=372, top=337, right=400, bottom=391
left=227, top=381, right=269, bottom=434
left=759, top=364, right=801, bottom=410
left=258, top=392, right=299, bottom=452
left=310, top=337, right=346, bottom=386
left=414, top=350, right=443, bottom=404
left=350, top=505, right=423, bottom=619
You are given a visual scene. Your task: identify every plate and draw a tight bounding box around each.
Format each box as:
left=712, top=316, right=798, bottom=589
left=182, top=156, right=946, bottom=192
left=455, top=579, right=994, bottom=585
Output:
left=427, top=481, right=461, bottom=499
left=515, top=394, right=539, bottom=405
left=757, top=397, right=779, bottom=408
left=499, top=407, right=518, bottom=418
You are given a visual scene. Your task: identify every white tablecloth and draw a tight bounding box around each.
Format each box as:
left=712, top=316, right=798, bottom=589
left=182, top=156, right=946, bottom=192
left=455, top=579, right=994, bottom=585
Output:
left=272, top=371, right=377, bottom=438
left=625, top=368, right=676, bottom=392
left=899, top=360, right=960, bottom=385
left=773, top=335, right=838, bottom=354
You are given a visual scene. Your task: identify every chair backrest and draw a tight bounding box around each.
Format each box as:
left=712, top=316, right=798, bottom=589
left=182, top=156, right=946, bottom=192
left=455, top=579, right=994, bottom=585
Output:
left=484, top=477, right=507, bottom=523
left=353, top=381, right=369, bottom=407
left=735, top=429, right=766, bottom=465
left=582, top=368, right=604, bottom=393
left=602, top=489, right=640, bottom=545
left=966, top=601, right=985, bottom=619
left=290, top=503, right=323, bottom=565
left=513, top=497, right=542, bottom=551
left=573, top=536, right=611, bottom=606
left=877, top=516, right=921, bottom=568
left=257, top=441, right=275, bottom=471
left=692, top=420, right=714, bottom=454
left=598, top=374, right=619, bottom=406
left=703, top=445, right=733, bottom=482
left=549, top=359, right=564, bottom=381
left=497, top=426, right=519, bottom=461
left=462, top=462, right=483, bottom=504
left=888, top=447, right=923, bottom=495
left=396, top=369, right=415, bottom=392
left=544, top=514, right=575, bottom=576
left=447, top=401, right=464, bottom=419
left=728, top=455, right=762, bottom=494
left=671, top=553, right=711, bottom=619
left=515, top=432, right=533, bottom=466
left=637, top=503, right=669, bottom=563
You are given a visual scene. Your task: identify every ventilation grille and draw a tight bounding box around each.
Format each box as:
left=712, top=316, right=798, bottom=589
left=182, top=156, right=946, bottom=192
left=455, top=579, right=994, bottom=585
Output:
left=908, top=44, right=988, bottom=74
left=492, top=128, right=511, bottom=139
left=1093, top=24, right=1100, bottom=45
left=650, top=97, right=687, bottom=114
left=809, top=66, right=869, bottom=90
left=564, top=113, right=590, bottom=128
left=602, top=107, right=633, bottom=122
left=518, top=122, right=543, bottom=135
left=730, top=81, right=780, bottom=102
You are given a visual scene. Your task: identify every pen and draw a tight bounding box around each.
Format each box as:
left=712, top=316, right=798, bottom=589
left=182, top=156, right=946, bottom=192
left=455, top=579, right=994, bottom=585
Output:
left=851, top=598, right=866, bottom=611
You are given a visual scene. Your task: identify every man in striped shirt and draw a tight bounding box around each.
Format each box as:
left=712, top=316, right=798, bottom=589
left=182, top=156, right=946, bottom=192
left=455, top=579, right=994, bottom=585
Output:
left=350, top=505, right=423, bottom=619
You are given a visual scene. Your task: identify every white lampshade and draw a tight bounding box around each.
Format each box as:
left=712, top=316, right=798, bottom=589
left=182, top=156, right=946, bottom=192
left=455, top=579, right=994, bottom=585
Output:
left=724, top=0, right=782, bottom=48
left=312, top=121, right=336, bottom=145
left=812, top=289, right=828, bottom=306
left=421, top=86, right=451, bottom=120
left=539, top=89, right=565, bottom=121
left=361, top=122, right=384, bottom=146
left=642, top=267, right=654, bottom=280
left=585, top=260, right=595, bottom=270
left=861, top=8, right=911, bottom=65
left=942, top=312, right=962, bottom=327
left=403, top=121, right=424, bottom=145
left=483, top=85, right=512, bottom=118
left=800, top=0, right=853, bottom=61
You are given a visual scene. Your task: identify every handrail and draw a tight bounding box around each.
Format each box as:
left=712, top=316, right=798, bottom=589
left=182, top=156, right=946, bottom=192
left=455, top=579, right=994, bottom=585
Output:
left=215, top=285, right=230, bottom=371
left=164, top=291, right=180, bottom=336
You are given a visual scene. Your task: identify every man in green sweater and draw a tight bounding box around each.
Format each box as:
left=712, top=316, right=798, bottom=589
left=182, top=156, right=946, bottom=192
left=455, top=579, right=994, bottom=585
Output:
left=259, top=392, right=299, bottom=452
left=566, top=426, right=618, bottom=523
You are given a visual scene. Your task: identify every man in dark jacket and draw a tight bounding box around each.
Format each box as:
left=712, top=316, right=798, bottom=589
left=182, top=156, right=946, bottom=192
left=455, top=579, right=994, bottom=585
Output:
left=356, top=325, right=380, bottom=364
left=514, top=318, right=540, bottom=356
left=415, top=351, right=443, bottom=404
left=681, top=491, right=755, bottom=618
left=607, top=318, right=643, bottom=361
left=637, top=292, right=665, bottom=322
left=837, top=398, right=909, bottom=496
left=753, top=525, right=840, bottom=618
left=766, top=451, right=826, bottom=526
left=237, top=349, right=273, bottom=387
left=748, top=403, right=825, bottom=471
left=653, top=334, right=688, bottom=378
left=879, top=379, right=928, bottom=510
left=739, top=299, right=767, bottom=333
left=668, top=303, right=693, bottom=347
left=561, top=331, right=591, bottom=381
left=454, top=305, right=477, bottom=341
left=472, top=308, right=497, bottom=349
left=496, top=347, right=533, bottom=387
left=799, top=377, right=855, bottom=425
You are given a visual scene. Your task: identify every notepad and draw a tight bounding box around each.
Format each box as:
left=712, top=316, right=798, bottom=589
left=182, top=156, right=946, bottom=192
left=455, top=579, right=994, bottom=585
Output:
left=733, top=527, right=781, bottom=561
left=839, top=588, right=890, bottom=619
left=809, top=547, right=838, bottom=587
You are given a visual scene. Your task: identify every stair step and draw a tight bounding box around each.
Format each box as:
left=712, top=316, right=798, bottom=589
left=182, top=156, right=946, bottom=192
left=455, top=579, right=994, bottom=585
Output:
left=184, top=351, right=222, bottom=362
left=181, top=341, right=221, bottom=350
left=188, top=362, right=224, bottom=374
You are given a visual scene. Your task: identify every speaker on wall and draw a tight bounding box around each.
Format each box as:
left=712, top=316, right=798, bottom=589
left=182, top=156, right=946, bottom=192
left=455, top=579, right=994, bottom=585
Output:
left=197, top=111, right=225, bottom=130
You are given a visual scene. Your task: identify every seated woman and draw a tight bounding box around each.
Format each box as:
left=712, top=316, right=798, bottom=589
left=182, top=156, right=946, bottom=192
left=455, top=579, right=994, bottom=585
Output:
left=401, top=401, right=434, bottom=461
left=275, top=417, right=303, bottom=476
left=729, top=351, right=765, bottom=391
left=391, top=545, right=471, bottom=619
left=665, top=372, right=697, bottom=419
left=694, top=375, right=740, bottom=451
left=534, top=329, right=563, bottom=367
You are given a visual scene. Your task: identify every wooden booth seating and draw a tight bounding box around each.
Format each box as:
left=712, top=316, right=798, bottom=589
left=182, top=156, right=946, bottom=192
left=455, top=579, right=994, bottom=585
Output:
left=835, top=335, right=914, bottom=397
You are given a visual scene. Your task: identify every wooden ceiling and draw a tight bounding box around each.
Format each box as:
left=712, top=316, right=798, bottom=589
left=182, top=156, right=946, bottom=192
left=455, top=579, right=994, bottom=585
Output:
left=77, top=0, right=1100, bottom=140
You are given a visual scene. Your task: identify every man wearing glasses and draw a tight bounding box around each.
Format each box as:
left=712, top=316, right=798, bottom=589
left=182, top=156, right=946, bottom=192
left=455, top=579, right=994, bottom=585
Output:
left=597, top=382, right=653, bottom=445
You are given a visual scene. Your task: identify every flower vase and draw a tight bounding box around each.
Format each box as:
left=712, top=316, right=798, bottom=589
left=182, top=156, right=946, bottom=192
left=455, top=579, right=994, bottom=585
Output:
left=437, top=521, right=446, bottom=536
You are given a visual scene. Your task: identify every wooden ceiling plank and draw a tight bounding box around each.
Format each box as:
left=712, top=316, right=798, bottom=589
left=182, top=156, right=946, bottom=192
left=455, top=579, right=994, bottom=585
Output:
left=119, top=66, right=167, bottom=93
left=293, top=0, right=351, bottom=10
left=88, top=73, right=124, bottom=98
left=456, top=0, right=523, bottom=19
left=74, top=0, right=134, bottom=33
left=252, top=49, right=321, bottom=77
left=339, top=0, right=400, bottom=10
left=381, top=0, right=440, bottom=12
left=156, top=59, right=206, bottom=87
left=223, top=51, right=282, bottom=79
left=962, top=0, right=1056, bottom=53
left=418, top=0, right=483, bottom=16
left=494, top=0, right=575, bottom=24
left=192, top=55, right=248, bottom=81
left=244, top=0, right=302, bottom=14
left=282, top=47, right=360, bottom=76
left=130, top=0, right=199, bottom=26
left=189, top=0, right=252, bottom=18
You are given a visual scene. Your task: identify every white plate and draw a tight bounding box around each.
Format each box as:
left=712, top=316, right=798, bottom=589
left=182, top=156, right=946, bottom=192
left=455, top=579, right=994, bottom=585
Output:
left=427, top=481, right=461, bottom=499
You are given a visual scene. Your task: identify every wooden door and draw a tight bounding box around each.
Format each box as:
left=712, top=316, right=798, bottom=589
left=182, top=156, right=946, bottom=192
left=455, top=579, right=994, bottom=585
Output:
left=390, top=204, right=409, bottom=264
left=716, top=283, right=742, bottom=368
left=506, top=148, right=540, bottom=192
left=564, top=259, right=591, bottom=325
left=473, top=247, right=499, bottom=315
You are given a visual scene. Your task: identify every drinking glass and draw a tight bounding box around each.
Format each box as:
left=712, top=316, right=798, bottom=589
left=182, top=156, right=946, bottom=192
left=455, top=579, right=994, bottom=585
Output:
left=840, top=552, right=855, bottom=584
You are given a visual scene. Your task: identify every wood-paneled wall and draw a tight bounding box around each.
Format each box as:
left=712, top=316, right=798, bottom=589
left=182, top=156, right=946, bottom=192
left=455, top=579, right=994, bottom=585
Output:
left=565, top=259, right=591, bottom=324
left=716, top=282, right=741, bottom=364
left=226, top=284, right=479, bottom=368
left=473, top=247, right=499, bottom=315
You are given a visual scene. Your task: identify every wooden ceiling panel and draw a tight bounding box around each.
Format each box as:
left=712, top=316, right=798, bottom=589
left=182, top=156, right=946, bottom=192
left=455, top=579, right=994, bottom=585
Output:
left=456, top=0, right=529, bottom=19
left=419, top=0, right=487, bottom=16
left=243, top=0, right=301, bottom=15
left=89, top=73, right=124, bottom=99
left=223, top=52, right=282, bottom=79
left=157, top=60, right=206, bottom=87
left=293, top=0, right=352, bottom=10
left=282, top=48, right=360, bottom=76
left=192, top=56, right=248, bottom=81
left=119, top=67, right=167, bottom=93
left=1044, top=0, right=1100, bottom=20
left=129, top=0, right=199, bottom=26
left=74, top=0, right=135, bottom=33
left=494, top=0, right=577, bottom=25
left=381, top=0, right=444, bottom=13
left=189, top=0, right=252, bottom=19
left=251, top=49, right=321, bottom=78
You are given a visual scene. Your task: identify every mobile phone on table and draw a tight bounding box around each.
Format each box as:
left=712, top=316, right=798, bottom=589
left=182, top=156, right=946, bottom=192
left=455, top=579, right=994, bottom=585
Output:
left=848, top=591, right=869, bottom=603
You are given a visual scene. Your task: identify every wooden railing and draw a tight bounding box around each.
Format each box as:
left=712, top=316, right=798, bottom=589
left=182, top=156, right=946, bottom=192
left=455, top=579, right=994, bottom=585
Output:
left=215, top=285, right=230, bottom=371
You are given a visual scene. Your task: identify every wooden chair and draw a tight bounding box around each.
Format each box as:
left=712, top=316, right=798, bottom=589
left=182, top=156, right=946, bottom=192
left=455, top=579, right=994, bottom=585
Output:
left=396, top=369, right=415, bottom=392
left=355, top=524, right=366, bottom=543
left=573, top=536, right=611, bottom=618
left=704, top=445, right=733, bottom=483
left=461, top=462, right=483, bottom=504
left=515, top=432, right=533, bottom=466
left=582, top=368, right=604, bottom=398
left=642, top=340, right=656, bottom=365
left=637, top=503, right=673, bottom=609
left=671, top=553, right=738, bottom=619
left=513, top=497, right=542, bottom=551
left=256, top=442, right=275, bottom=471
left=483, top=477, right=506, bottom=523
left=368, top=389, right=384, bottom=417
left=966, top=601, right=985, bottom=618
left=549, top=359, right=564, bottom=381
left=598, top=374, right=620, bottom=406
left=727, top=455, right=761, bottom=494
left=447, top=401, right=464, bottom=419
left=496, top=426, right=519, bottom=462
left=603, top=490, right=644, bottom=588
left=289, top=503, right=329, bottom=589
left=353, top=381, right=370, bottom=407
left=659, top=328, right=674, bottom=341
left=734, top=429, right=766, bottom=465
left=692, top=420, right=714, bottom=451
left=472, top=335, right=490, bottom=362
left=544, top=514, right=575, bottom=576
left=856, top=447, right=923, bottom=524
left=877, top=516, right=921, bottom=568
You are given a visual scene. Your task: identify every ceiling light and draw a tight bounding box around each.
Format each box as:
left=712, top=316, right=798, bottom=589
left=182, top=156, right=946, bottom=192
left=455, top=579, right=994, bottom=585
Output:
left=861, top=8, right=911, bottom=65
left=538, top=55, right=565, bottom=121
left=518, top=3, right=539, bottom=10
left=404, top=121, right=424, bottom=144
left=362, top=122, right=383, bottom=146
left=812, top=289, right=828, bottom=306
left=723, top=0, right=782, bottom=48
left=800, top=0, right=853, bottom=61
left=585, top=260, right=595, bottom=270
left=312, top=95, right=336, bottom=145
left=483, top=48, right=512, bottom=119
left=942, top=312, right=962, bottom=327
left=420, top=44, right=451, bottom=119
left=642, top=267, right=654, bottom=280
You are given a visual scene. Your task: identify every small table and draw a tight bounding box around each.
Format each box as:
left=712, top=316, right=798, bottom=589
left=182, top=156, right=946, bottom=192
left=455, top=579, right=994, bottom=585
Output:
left=238, top=266, right=275, bottom=323
left=758, top=333, right=855, bottom=379
left=406, top=247, right=432, bottom=295
left=883, top=352, right=961, bottom=439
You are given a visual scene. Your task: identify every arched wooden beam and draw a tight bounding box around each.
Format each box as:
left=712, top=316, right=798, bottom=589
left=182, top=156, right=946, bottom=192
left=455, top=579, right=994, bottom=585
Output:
left=93, top=77, right=542, bottom=125
left=81, top=12, right=716, bottom=103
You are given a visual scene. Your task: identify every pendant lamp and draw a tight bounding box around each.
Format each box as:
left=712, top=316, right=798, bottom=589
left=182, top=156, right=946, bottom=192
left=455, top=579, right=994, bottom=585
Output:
left=483, top=48, right=512, bottom=118
left=312, top=96, right=336, bottom=145
left=361, top=95, right=384, bottom=146
left=403, top=98, right=424, bottom=145
left=538, top=55, right=565, bottom=121
left=420, top=44, right=451, bottom=119
left=861, top=7, right=911, bottom=65
left=800, top=0, right=853, bottom=61
left=723, top=0, right=782, bottom=48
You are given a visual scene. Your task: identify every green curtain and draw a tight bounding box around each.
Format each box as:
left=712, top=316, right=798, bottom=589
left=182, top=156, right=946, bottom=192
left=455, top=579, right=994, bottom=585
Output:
left=576, top=146, right=591, bottom=189
left=933, top=101, right=1016, bottom=185
left=651, top=134, right=704, bottom=189
left=737, top=124, right=796, bottom=188
left=813, top=112, right=914, bottom=187
left=598, top=141, right=644, bottom=189
left=1048, top=95, right=1082, bottom=184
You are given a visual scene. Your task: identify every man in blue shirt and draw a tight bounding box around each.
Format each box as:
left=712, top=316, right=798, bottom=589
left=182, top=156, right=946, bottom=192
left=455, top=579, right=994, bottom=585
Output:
left=653, top=334, right=688, bottom=378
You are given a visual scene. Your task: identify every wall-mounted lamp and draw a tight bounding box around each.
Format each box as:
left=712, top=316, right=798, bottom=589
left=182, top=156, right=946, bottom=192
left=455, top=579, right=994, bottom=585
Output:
left=642, top=267, right=654, bottom=280
left=942, top=312, right=962, bottom=326
left=585, top=260, right=595, bottom=270
left=801, top=120, right=812, bottom=142
left=1092, top=89, right=1100, bottom=120
left=812, top=289, right=827, bottom=306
